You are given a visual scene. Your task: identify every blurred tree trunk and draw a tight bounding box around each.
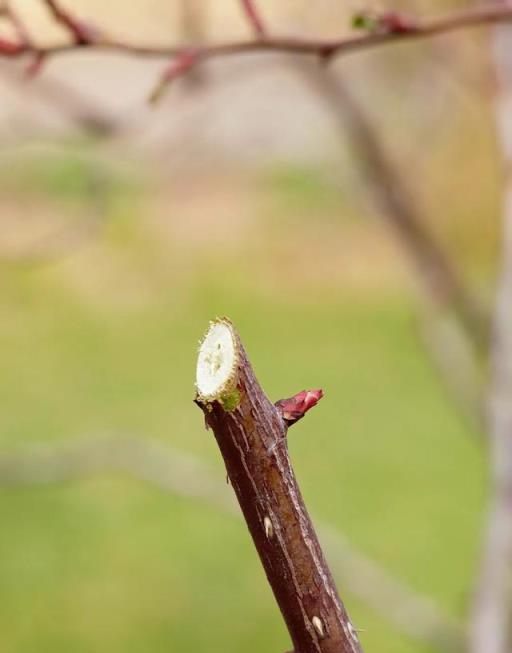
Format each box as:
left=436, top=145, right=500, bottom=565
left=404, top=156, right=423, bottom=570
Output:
left=298, top=64, right=487, bottom=344
left=179, top=0, right=208, bottom=87
left=469, top=23, right=512, bottom=653
left=291, top=61, right=484, bottom=427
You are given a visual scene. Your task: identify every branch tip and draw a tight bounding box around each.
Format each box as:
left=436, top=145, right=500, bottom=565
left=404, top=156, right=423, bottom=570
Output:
left=195, top=317, right=239, bottom=404
left=149, top=50, right=199, bottom=104
left=195, top=327, right=362, bottom=652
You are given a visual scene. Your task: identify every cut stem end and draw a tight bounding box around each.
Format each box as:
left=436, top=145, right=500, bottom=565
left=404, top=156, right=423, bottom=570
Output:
left=196, top=318, right=239, bottom=403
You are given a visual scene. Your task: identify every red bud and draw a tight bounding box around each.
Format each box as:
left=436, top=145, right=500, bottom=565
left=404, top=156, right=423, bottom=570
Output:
left=378, top=12, right=417, bottom=34
left=275, top=389, right=324, bottom=425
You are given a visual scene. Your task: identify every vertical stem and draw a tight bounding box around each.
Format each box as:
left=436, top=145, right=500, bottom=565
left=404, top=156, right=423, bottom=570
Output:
left=292, top=61, right=487, bottom=345
left=469, top=23, right=512, bottom=653
left=195, top=320, right=363, bottom=653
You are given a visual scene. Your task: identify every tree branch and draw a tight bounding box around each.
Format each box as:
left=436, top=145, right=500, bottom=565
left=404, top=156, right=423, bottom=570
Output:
left=194, top=318, right=362, bottom=653
left=292, top=63, right=488, bottom=344
left=469, top=22, right=512, bottom=653
left=0, top=3, right=511, bottom=99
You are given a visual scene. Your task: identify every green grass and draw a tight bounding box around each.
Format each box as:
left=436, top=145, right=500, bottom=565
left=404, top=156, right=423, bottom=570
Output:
left=0, top=143, right=139, bottom=206
left=0, top=269, right=485, bottom=653
left=0, top=157, right=487, bottom=652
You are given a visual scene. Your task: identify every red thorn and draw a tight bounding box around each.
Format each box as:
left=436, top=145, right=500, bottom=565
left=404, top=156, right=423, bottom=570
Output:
left=275, top=389, right=324, bottom=425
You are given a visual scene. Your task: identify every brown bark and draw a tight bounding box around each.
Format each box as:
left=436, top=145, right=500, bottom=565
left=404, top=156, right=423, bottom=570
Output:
left=196, top=324, right=362, bottom=653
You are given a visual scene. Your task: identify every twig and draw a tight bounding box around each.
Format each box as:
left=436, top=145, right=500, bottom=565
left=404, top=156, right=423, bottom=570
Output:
left=0, top=434, right=464, bottom=652
left=42, top=0, right=98, bottom=45
left=469, top=22, right=512, bottom=653
left=0, top=3, right=511, bottom=98
left=239, top=0, right=266, bottom=37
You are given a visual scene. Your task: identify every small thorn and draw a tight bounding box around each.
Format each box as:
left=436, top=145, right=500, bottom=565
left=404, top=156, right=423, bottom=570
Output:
left=312, top=615, right=325, bottom=638
left=264, top=515, right=273, bottom=538
left=348, top=622, right=360, bottom=641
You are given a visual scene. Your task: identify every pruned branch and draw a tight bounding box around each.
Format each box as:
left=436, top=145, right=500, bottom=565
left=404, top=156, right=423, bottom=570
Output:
left=194, top=317, right=362, bottom=653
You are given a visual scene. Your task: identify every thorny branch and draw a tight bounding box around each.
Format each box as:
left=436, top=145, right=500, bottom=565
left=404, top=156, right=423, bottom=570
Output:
left=0, top=2, right=511, bottom=99
left=195, top=319, right=362, bottom=653
left=0, top=434, right=464, bottom=653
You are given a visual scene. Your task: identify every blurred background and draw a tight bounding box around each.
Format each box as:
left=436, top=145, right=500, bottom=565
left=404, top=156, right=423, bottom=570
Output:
left=0, top=1, right=504, bottom=652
